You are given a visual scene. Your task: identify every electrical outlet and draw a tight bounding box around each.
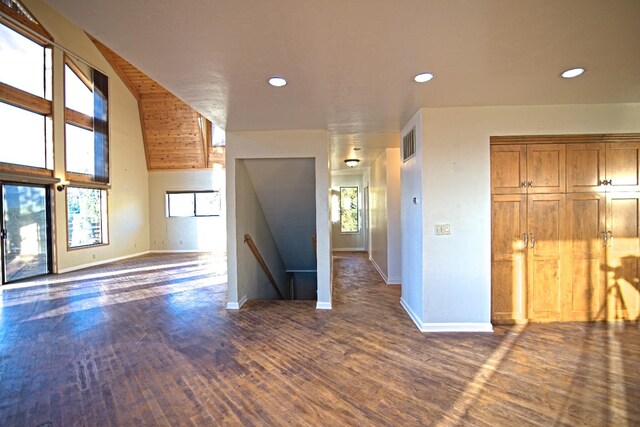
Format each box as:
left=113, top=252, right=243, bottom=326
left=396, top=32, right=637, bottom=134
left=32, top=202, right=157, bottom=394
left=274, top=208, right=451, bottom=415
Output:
left=435, top=224, right=451, bottom=235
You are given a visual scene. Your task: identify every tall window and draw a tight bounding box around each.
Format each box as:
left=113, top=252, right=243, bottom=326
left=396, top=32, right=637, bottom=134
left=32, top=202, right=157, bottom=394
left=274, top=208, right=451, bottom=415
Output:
left=166, top=191, right=221, bottom=217
left=0, top=20, right=53, bottom=171
left=340, top=186, right=359, bottom=233
left=64, top=57, right=109, bottom=183
left=67, top=187, right=108, bottom=248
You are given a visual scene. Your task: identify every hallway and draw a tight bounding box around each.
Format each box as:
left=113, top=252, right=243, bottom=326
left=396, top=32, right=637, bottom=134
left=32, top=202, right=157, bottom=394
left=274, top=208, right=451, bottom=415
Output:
left=0, top=252, right=638, bottom=425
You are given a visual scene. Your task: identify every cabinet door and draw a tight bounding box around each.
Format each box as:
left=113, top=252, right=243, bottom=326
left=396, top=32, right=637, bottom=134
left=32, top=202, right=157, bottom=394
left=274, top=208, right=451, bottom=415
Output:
left=491, top=145, right=527, bottom=194
left=563, top=193, right=607, bottom=321
left=605, top=192, right=640, bottom=320
left=491, top=195, right=527, bottom=323
left=527, top=144, right=566, bottom=194
left=606, top=142, right=640, bottom=192
left=527, top=194, right=566, bottom=321
left=566, top=143, right=606, bottom=193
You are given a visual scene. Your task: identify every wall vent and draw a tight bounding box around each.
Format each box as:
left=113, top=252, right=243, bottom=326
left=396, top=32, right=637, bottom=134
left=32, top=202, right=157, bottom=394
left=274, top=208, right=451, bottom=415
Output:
left=402, top=127, right=416, bottom=162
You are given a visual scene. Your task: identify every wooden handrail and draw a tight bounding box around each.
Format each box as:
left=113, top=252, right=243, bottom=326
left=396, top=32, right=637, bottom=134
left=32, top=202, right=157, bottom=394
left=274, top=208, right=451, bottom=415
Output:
left=244, top=234, right=284, bottom=299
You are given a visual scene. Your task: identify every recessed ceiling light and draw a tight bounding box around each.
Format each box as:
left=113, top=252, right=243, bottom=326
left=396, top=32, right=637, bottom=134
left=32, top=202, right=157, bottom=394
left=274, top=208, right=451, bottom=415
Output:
left=268, top=77, right=287, bottom=87
left=414, top=72, right=434, bottom=83
left=561, top=67, right=585, bottom=79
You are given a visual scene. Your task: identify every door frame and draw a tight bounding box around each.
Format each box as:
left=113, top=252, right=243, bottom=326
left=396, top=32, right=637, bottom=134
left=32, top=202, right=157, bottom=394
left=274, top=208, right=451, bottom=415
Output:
left=0, top=181, right=54, bottom=284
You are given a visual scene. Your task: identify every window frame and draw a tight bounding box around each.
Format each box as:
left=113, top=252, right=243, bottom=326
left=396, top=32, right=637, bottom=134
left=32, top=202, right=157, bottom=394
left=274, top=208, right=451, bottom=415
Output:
left=0, top=17, right=54, bottom=176
left=339, top=186, right=359, bottom=234
left=65, top=186, right=109, bottom=250
left=166, top=190, right=221, bottom=218
left=63, top=55, right=110, bottom=185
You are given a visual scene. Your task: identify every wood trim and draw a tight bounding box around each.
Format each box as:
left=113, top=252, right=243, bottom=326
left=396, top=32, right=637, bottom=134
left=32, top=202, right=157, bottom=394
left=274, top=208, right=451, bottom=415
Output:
left=0, top=4, right=53, bottom=42
left=66, top=172, right=111, bottom=189
left=0, top=82, right=51, bottom=115
left=0, top=162, right=53, bottom=178
left=88, top=34, right=141, bottom=100
left=138, top=103, right=151, bottom=170
left=64, top=108, right=93, bottom=130
left=491, top=133, right=640, bottom=145
left=64, top=55, right=93, bottom=90
left=199, top=116, right=208, bottom=169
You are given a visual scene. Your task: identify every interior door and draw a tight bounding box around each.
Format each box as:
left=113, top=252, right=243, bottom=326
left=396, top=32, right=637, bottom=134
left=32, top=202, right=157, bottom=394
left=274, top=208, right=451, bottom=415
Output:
left=1, top=183, right=51, bottom=284
left=527, top=144, right=566, bottom=194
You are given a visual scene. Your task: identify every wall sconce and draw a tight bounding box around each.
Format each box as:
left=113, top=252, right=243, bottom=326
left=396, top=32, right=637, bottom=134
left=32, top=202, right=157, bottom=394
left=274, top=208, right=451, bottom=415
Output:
left=56, top=180, right=70, bottom=192
left=344, top=159, right=360, bottom=168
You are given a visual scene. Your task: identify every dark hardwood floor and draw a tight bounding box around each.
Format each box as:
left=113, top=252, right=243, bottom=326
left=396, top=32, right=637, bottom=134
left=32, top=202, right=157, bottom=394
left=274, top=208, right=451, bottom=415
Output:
left=0, top=251, right=638, bottom=426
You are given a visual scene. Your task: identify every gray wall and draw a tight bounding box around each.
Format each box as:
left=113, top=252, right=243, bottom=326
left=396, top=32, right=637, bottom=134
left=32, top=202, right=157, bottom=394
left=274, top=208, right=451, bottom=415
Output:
left=235, top=160, right=288, bottom=301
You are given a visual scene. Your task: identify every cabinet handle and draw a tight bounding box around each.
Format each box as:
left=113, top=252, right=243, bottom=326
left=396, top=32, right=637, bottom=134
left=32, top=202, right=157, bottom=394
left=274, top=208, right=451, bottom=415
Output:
left=601, top=231, right=607, bottom=247
left=523, top=233, right=528, bottom=248
left=608, top=231, right=614, bottom=247
left=607, top=179, right=612, bottom=186
left=529, top=233, right=535, bottom=249
left=598, top=179, right=603, bottom=186
left=528, top=181, right=534, bottom=187
left=521, top=181, right=527, bottom=188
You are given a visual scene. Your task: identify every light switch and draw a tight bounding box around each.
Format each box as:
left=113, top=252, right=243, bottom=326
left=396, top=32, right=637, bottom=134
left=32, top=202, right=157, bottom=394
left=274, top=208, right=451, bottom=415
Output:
left=435, top=224, right=451, bottom=235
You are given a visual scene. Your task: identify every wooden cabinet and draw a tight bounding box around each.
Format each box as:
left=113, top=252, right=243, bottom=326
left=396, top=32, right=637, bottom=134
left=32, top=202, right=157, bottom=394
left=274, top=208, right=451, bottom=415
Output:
left=567, top=141, right=640, bottom=192
left=491, top=135, right=640, bottom=324
left=491, top=143, right=565, bottom=194
left=491, top=195, right=527, bottom=323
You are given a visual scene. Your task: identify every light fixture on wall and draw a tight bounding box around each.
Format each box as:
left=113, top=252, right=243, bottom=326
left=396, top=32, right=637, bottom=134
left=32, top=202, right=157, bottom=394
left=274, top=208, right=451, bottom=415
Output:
left=344, top=159, right=360, bottom=168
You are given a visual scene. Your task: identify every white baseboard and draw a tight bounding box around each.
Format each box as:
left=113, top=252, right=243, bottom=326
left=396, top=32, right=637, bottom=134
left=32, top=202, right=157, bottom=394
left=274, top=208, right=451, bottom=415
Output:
left=400, top=298, right=492, bottom=333
left=316, top=301, right=332, bottom=310
left=422, top=323, right=494, bottom=333
left=58, top=250, right=151, bottom=274
left=370, top=257, right=401, bottom=285
left=401, top=298, right=425, bottom=331
left=332, top=247, right=365, bottom=252
left=226, top=294, right=247, bottom=310
left=149, top=249, right=215, bottom=253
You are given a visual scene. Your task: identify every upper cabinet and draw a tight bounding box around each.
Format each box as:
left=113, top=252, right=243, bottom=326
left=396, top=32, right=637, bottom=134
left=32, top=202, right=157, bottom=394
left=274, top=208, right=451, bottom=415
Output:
left=491, top=143, right=565, bottom=194
left=567, top=140, right=640, bottom=193
left=493, top=135, right=640, bottom=195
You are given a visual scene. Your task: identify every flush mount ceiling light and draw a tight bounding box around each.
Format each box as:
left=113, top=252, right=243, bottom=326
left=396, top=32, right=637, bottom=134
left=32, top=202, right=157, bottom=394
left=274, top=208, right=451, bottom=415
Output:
left=268, top=76, right=287, bottom=87
left=344, top=159, right=360, bottom=168
left=414, top=72, right=434, bottom=83
left=560, top=67, right=585, bottom=79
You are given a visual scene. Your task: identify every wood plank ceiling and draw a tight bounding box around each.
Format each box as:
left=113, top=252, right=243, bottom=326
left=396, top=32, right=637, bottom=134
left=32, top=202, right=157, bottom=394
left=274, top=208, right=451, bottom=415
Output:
left=90, top=36, right=225, bottom=171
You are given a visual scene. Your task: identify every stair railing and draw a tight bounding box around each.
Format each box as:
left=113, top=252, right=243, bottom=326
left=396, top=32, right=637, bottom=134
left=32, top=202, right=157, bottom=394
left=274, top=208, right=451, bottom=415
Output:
left=244, top=234, right=284, bottom=299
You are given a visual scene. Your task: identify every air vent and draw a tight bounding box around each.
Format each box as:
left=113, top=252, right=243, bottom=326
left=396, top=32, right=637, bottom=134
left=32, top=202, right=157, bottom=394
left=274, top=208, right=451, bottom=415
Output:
left=402, top=127, right=416, bottom=162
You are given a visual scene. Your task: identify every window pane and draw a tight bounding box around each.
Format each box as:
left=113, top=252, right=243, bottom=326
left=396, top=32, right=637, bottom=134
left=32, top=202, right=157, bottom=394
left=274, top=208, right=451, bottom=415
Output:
left=195, top=192, right=220, bottom=216
left=65, top=64, right=94, bottom=116
left=167, top=193, right=195, bottom=217
left=0, top=101, right=48, bottom=168
left=340, top=187, right=359, bottom=233
left=65, top=123, right=94, bottom=175
left=0, top=23, right=49, bottom=98
left=67, top=187, right=106, bottom=248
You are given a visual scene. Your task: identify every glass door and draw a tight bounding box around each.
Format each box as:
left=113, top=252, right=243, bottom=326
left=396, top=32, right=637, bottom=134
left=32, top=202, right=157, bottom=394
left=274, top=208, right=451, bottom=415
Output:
left=1, top=183, right=51, bottom=283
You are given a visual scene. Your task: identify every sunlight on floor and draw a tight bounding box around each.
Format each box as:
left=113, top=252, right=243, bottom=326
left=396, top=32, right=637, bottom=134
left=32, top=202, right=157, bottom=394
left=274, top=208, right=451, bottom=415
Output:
left=439, top=324, right=526, bottom=426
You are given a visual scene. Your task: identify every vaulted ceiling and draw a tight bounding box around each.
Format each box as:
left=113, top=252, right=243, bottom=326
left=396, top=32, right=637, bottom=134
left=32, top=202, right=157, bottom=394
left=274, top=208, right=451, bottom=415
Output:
left=42, top=0, right=640, bottom=168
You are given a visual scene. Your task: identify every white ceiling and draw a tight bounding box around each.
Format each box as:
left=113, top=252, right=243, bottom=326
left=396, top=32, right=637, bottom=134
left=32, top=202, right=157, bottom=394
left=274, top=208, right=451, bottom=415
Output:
left=42, top=0, right=640, bottom=169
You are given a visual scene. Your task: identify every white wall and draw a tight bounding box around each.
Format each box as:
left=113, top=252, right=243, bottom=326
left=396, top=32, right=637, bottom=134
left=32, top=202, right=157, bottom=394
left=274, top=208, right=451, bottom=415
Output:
left=25, top=0, right=150, bottom=273
left=226, top=130, right=332, bottom=309
left=386, top=148, right=401, bottom=283
left=400, top=111, right=424, bottom=326
left=412, top=103, right=640, bottom=331
left=369, top=148, right=401, bottom=284
left=148, top=170, right=226, bottom=253
left=331, top=172, right=365, bottom=251
left=235, top=160, right=287, bottom=303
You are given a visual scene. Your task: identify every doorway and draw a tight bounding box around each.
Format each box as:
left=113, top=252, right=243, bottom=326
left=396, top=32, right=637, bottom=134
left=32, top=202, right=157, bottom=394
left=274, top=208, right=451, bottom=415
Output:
left=1, top=182, right=52, bottom=284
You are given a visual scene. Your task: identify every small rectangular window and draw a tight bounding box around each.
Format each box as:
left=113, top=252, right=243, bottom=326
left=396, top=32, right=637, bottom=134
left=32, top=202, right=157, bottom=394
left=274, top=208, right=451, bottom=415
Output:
left=340, top=186, right=359, bottom=233
left=167, top=191, right=221, bottom=217
left=67, top=187, right=108, bottom=248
